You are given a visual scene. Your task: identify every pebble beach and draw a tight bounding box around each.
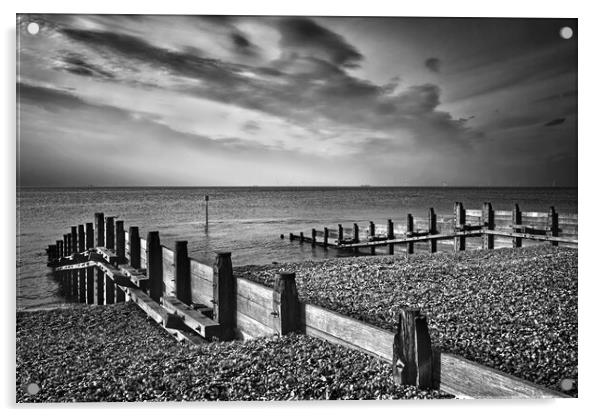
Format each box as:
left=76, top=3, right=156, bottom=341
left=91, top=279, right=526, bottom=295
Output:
left=236, top=245, right=578, bottom=396
left=16, top=303, right=452, bottom=402
left=16, top=245, right=577, bottom=401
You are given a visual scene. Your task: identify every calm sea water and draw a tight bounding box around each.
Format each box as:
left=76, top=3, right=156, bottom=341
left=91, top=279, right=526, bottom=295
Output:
left=16, top=187, right=577, bottom=309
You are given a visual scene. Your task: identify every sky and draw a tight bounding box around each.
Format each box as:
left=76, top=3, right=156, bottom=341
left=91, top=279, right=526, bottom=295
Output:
left=16, top=15, right=577, bottom=187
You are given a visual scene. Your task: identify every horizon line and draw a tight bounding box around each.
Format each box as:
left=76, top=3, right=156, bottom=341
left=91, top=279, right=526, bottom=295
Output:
left=16, top=184, right=578, bottom=189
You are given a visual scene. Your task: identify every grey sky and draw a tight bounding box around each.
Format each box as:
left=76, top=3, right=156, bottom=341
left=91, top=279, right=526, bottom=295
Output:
left=17, top=15, right=577, bottom=186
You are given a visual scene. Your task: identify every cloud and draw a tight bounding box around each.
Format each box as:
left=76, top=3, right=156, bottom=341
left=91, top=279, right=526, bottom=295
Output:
left=532, top=90, right=577, bottom=103
left=242, top=120, right=261, bottom=134
left=230, top=31, right=259, bottom=57
left=55, top=53, right=115, bottom=79
left=544, top=118, right=566, bottom=127
left=50, top=21, right=477, bottom=155
left=425, top=57, right=441, bottom=73
left=276, top=17, right=363, bottom=68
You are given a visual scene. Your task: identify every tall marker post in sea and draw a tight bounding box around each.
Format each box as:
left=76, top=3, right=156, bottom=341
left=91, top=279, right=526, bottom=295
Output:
left=205, top=195, right=209, bottom=231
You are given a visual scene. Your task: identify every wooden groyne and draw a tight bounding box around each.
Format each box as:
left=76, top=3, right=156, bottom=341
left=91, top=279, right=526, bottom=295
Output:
left=284, top=202, right=578, bottom=254
left=44, top=212, right=570, bottom=399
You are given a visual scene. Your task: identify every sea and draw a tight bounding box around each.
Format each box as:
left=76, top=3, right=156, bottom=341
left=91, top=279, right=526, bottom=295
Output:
left=16, top=187, right=577, bottom=309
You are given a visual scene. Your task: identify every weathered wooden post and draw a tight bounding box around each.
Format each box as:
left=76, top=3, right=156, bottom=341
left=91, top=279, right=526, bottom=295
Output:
left=78, top=225, right=85, bottom=253
left=213, top=252, right=236, bottom=340
left=47, top=245, right=56, bottom=263
left=85, top=222, right=95, bottom=304
left=311, top=228, right=316, bottom=247
left=105, top=216, right=115, bottom=251
left=77, top=225, right=86, bottom=302
left=64, top=234, right=70, bottom=257
left=353, top=223, right=359, bottom=254
left=146, top=231, right=163, bottom=302
left=392, top=307, right=433, bottom=389
left=406, top=214, right=414, bottom=255
left=105, top=274, right=115, bottom=304
left=338, top=224, right=344, bottom=244
left=94, top=212, right=105, bottom=247
left=272, top=272, right=301, bottom=335
left=116, top=220, right=125, bottom=263
left=324, top=227, right=329, bottom=249
left=85, top=222, right=94, bottom=249
left=387, top=219, right=395, bottom=255
left=70, top=226, right=79, bottom=298
left=63, top=233, right=71, bottom=297
left=299, top=232, right=304, bottom=243
left=56, top=240, right=63, bottom=259
left=369, top=221, right=376, bottom=255
left=548, top=206, right=559, bottom=247
left=454, top=202, right=466, bottom=251
left=114, top=221, right=126, bottom=302
left=95, top=268, right=105, bottom=305
left=428, top=208, right=437, bottom=253
left=71, top=226, right=78, bottom=254
left=512, top=204, right=522, bottom=248
left=175, top=240, right=192, bottom=305
left=289, top=233, right=294, bottom=241
left=482, top=202, right=495, bottom=250
left=76, top=225, right=85, bottom=301
left=128, top=227, right=141, bottom=269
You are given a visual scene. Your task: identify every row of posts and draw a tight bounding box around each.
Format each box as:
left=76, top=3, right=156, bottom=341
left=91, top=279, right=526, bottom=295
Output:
left=46, top=212, right=295, bottom=341
left=286, top=202, right=560, bottom=255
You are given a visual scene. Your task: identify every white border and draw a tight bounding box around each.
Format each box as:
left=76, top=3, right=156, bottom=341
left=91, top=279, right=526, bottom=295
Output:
left=3, top=1, right=599, bottom=416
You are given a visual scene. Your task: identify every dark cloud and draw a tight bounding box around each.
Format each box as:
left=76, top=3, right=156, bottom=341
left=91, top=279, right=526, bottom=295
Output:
left=532, top=90, right=577, bottom=103
left=56, top=53, right=115, bottom=79
left=425, top=57, right=441, bottom=73
left=230, top=31, right=259, bottom=57
left=60, top=28, right=248, bottom=86
left=544, top=118, right=566, bottom=127
left=57, top=26, right=475, bottom=152
left=488, top=115, right=541, bottom=131
left=277, top=17, right=363, bottom=68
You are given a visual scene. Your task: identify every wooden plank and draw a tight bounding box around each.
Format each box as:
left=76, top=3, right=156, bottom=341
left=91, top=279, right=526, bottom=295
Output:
left=161, top=295, right=222, bottom=339
left=521, top=211, right=549, bottom=218
left=95, top=247, right=118, bottom=265
left=437, top=352, right=570, bottom=399
left=465, top=209, right=482, bottom=217
left=237, top=295, right=274, bottom=328
left=236, top=311, right=274, bottom=339
left=302, top=303, right=392, bottom=361
left=337, top=230, right=482, bottom=249
left=558, top=214, right=579, bottom=225
left=237, top=277, right=273, bottom=309
left=190, top=274, right=214, bottom=307
left=190, top=259, right=213, bottom=282
left=494, top=210, right=513, bottom=217
left=125, top=287, right=181, bottom=328
left=297, top=302, right=569, bottom=398
left=483, top=230, right=577, bottom=244
left=161, top=246, right=175, bottom=287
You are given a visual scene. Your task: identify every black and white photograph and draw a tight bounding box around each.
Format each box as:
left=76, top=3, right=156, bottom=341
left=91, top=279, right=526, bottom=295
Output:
left=14, top=6, right=581, bottom=405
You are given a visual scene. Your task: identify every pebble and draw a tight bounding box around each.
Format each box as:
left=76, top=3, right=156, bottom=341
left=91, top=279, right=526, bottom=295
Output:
left=236, top=246, right=578, bottom=396
left=16, top=303, right=453, bottom=402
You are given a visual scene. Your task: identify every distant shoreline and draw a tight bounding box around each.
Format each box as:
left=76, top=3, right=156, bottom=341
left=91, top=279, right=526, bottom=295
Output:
left=16, top=185, right=579, bottom=190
